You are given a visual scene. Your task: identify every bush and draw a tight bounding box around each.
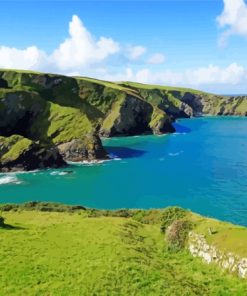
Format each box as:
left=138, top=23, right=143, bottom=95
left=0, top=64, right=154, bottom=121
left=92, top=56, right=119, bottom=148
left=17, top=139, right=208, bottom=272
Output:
left=165, top=220, right=192, bottom=252
left=0, top=216, right=5, bottom=227
left=0, top=204, right=17, bottom=211
left=160, top=207, right=187, bottom=233
left=133, top=209, right=163, bottom=224
left=0, top=202, right=87, bottom=213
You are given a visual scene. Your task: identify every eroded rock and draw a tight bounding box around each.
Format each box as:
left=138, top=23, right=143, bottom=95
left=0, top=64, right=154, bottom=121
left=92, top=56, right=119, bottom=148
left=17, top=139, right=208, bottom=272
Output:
left=188, top=232, right=247, bottom=279
left=57, top=135, right=108, bottom=162
left=0, top=135, right=66, bottom=172
left=100, top=95, right=153, bottom=137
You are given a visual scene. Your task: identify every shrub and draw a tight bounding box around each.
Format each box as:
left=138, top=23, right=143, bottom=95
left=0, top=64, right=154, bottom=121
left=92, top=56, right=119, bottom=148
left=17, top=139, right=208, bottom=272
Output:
left=165, top=220, right=192, bottom=252
left=160, top=207, right=187, bottom=233
left=0, top=202, right=87, bottom=213
left=112, top=209, right=132, bottom=218
left=0, top=204, right=17, bottom=211
left=87, top=209, right=103, bottom=217
left=0, top=216, right=5, bottom=227
left=133, top=209, right=163, bottom=224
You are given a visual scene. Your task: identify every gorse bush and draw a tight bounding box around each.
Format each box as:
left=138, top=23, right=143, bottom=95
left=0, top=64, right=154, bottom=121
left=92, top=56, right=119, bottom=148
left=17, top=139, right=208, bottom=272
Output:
left=160, top=207, right=187, bottom=233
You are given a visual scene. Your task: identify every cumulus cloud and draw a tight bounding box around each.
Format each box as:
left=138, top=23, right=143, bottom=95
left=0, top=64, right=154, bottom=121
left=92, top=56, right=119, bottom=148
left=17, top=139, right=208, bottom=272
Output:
left=126, top=45, right=146, bottom=60
left=0, top=15, right=150, bottom=72
left=217, top=0, right=247, bottom=46
left=0, top=15, right=120, bottom=72
left=186, top=63, right=245, bottom=85
left=0, top=14, right=246, bottom=93
left=52, top=15, right=120, bottom=70
left=0, top=46, right=47, bottom=70
left=147, top=53, right=165, bottom=64
left=100, top=63, right=247, bottom=93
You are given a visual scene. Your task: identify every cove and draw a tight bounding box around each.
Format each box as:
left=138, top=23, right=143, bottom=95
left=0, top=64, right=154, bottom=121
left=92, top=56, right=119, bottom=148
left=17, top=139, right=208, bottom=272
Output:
left=0, top=117, right=247, bottom=226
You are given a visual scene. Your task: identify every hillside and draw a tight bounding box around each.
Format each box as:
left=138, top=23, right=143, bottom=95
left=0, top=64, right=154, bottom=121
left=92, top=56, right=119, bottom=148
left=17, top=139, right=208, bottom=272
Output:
left=0, top=69, right=247, bottom=171
left=0, top=203, right=246, bottom=295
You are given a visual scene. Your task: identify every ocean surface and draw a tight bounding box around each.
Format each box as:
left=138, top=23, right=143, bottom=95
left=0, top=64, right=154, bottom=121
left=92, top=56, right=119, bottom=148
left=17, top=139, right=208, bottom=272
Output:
left=0, top=117, right=247, bottom=226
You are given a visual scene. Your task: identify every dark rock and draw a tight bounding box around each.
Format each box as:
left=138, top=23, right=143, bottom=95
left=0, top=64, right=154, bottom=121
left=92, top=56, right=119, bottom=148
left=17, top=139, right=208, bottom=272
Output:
left=57, top=135, right=108, bottom=162
left=151, top=116, right=175, bottom=134
left=0, top=135, right=66, bottom=172
left=0, top=78, right=8, bottom=88
left=100, top=95, right=153, bottom=137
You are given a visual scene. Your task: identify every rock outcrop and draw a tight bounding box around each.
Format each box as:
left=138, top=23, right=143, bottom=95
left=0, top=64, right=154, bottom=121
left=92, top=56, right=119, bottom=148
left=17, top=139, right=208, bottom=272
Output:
left=0, top=72, right=108, bottom=168
left=0, top=135, right=66, bottom=172
left=100, top=95, right=153, bottom=137
left=179, top=92, right=247, bottom=116
left=58, top=135, right=107, bottom=162
left=188, top=232, right=247, bottom=279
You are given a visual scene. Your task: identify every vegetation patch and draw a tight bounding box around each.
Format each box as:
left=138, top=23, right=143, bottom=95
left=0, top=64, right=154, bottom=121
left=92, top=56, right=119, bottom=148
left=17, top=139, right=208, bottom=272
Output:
left=165, top=220, right=193, bottom=251
left=0, top=215, right=4, bottom=227
left=0, top=208, right=246, bottom=295
left=160, top=207, right=188, bottom=233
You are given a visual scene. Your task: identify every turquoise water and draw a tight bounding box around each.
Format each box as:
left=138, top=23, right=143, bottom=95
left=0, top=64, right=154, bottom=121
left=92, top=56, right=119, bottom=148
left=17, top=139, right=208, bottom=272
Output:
left=0, top=117, right=247, bottom=226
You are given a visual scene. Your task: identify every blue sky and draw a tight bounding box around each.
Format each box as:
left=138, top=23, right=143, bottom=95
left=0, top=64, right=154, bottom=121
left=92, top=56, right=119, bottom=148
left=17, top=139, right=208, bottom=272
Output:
left=0, top=0, right=247, bottom=93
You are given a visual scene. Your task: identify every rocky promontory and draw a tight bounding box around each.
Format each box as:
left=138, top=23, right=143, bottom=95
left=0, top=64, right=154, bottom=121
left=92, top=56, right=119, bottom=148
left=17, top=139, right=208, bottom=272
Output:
left=0, top=69, right=246, bottom=171
left=0, top=135, right=66, bottom=172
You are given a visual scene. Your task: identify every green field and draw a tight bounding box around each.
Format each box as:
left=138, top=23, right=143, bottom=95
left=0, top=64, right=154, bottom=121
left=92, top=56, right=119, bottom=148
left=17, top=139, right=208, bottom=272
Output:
left=0, top=204, right=246, bottom=296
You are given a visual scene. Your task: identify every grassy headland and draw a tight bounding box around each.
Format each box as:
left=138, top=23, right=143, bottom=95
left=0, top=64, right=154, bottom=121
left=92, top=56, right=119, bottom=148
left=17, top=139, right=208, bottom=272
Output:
left=0, top=203, right=246, bottom=295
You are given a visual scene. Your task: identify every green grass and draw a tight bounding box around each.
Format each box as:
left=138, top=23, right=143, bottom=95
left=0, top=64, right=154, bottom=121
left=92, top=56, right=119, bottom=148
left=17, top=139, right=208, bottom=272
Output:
left=188, top=212, right=247, bottom=257
left=0, top=135, right=32, bottom=162
left=29, top=101, right=95, bottom=144
left=0, top=208, right=246, bottom=296
left=117, top=81, right=211, bottom=95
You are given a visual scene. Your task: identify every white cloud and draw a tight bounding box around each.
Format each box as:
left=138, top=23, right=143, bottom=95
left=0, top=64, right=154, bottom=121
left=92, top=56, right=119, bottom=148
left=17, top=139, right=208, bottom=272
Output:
left=0, top=14, right=246, bottom=93
left=217, top=0, right=247, bottom=45
left=52, top=15, right=120, bottom=70
left=0, top=15, right=148, bottom=72
left=147, top=53, right=165, bottom=64
left=100, top=63, right=247, bottom=93
left=186, top=63, right=245, bottom=85
left=126, top=45, right=146, bottom=60
left=0, top=46, right=46, bottom=69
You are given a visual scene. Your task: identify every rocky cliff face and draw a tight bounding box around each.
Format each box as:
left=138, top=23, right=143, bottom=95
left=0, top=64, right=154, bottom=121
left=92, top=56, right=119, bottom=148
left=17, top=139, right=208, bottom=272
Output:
left=0, top=71, right=108, bottom=170
left=0, top=135, right=66, bottom=172
left=100, top=95, right=153, bottom=137
left=0, top=69, right=247, bottom=171
left=178, top=92, right=247, bottom=116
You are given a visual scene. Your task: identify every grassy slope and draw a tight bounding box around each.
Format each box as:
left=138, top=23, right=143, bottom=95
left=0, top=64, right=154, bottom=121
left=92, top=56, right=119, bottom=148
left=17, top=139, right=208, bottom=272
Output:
left=0, top=71, right=98, bottom=146
left=189, top=212, right=247, bottom=257
left=0, top=135, right=32, bottom=162
left=117, top=81, right=209, bottom=94
left=0, top=210, right=247, bottom=296
left=1, top=69, right=246, bottom=146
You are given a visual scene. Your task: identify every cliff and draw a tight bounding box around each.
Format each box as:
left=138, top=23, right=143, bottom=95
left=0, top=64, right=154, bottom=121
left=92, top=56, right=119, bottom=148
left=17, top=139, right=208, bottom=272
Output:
left=0, top=69, right=246, bottom=171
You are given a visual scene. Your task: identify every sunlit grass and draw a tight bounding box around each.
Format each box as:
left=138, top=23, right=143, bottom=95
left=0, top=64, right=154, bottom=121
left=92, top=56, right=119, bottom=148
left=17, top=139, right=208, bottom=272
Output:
left=0, top=210, right=246, bottom=295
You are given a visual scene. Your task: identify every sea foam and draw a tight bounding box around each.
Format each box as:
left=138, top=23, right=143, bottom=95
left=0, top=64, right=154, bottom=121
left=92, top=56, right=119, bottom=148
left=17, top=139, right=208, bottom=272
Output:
left=168, top=151, right=184, bottom=157
left=0, top=175, right=21, bottom=185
